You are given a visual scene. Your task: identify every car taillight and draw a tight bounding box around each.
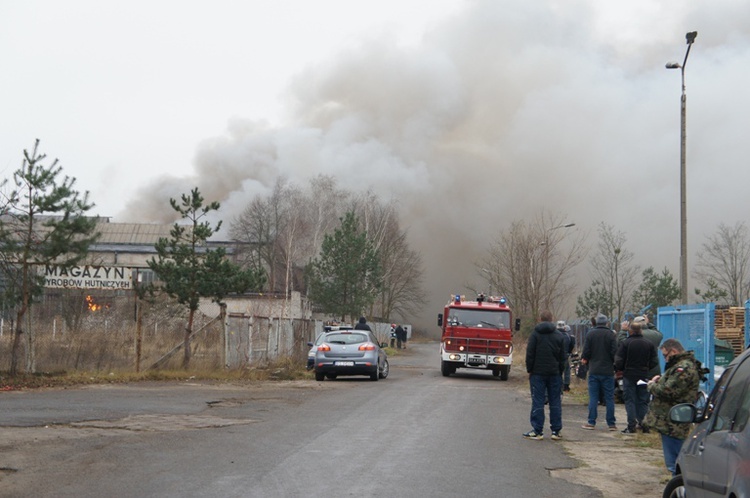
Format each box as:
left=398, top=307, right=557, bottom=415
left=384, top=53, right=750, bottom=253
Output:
left=318, top=344, right=331, bottom=352
left=358, top=343, right=376, bottom=351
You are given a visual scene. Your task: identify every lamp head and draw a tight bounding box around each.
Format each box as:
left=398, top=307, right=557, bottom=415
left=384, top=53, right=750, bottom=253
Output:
left=666, top=62, right=681, bottom=69
left=686, top=31, right=697, bottom=44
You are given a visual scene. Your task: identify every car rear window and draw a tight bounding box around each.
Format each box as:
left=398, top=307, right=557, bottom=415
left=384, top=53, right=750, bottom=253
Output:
left=326, top=333, right=368, bottom=344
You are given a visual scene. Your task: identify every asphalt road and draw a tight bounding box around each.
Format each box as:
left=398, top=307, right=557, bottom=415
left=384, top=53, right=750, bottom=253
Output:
left=0, top=343, right=603, bottom=498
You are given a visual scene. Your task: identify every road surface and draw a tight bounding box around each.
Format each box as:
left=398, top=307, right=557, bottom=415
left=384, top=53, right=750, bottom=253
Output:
left=0, top=342, right=603, bottom=497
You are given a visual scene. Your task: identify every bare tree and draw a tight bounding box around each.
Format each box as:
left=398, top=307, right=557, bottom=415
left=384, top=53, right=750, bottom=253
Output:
left=276, top=184, right=309, bottom=302
left=305, top=175, right=349, bottom=257
left=230, top=176, right=427, bottom=322
left=694, top=222, right=750, bottom=306
left=480, top=211, right=586, bottom=328
left=351, top=195, right=426, bottom=321
left=229, top=178, right=293, bottom=293
left=580, top=223, right=639, bottom=322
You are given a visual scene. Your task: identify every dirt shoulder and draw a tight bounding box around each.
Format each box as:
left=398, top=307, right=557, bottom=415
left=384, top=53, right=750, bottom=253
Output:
left=509, top=375, right=671, bottom=498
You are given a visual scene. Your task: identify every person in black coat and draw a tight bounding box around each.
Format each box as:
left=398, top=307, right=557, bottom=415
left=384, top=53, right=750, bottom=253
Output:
left=354, top=316, right=372, bottom=332
left=614, top=321, right=658, bottom=433
left=395, top=324, right=406, bottom=348
left=581, top=313, right=618, bottom=430
left=523, top=310, right=565, bottom=440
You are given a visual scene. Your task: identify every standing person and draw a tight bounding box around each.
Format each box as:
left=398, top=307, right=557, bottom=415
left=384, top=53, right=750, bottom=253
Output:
left=354, top=316, right=372, bottom=332
left=614, top=321, right=658, bottom=434
left=395, top=324, right=405, bottom=349
left=634, top=315, right=664, bottom=378
left=556, top=321, right=574, bottom=392
left=643, top=338, right=702, bottom=476
left=616, top=320, right=630, bottom=344
left=523, top=310, right=565, bottom=441
left=581, top=314, right=618, bottom=431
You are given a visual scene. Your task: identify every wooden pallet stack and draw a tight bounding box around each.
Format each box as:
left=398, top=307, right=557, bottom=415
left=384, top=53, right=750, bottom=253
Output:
left=715, top=307, right=746, bottom=357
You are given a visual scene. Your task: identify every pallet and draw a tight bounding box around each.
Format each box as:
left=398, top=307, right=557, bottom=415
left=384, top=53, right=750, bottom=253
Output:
left=715, top=307, right=745, bottom=329
left=716, top=327, right=744, bottom=339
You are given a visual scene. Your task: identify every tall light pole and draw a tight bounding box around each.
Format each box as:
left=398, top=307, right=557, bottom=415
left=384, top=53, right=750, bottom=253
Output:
left=481, top=268, right=493, bottom=296
left=666, top=31, right=697, bottom=304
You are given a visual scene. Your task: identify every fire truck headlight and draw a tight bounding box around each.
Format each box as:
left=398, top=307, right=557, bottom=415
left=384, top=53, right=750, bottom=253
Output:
left=493, top=357, right=506, bottom=364
left=449, top=354, right=461, bottom=361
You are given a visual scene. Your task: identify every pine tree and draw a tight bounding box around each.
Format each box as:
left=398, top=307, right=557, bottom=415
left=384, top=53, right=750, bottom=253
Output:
left=0, top=140, right=99, bottom=375
left=147, top=188, right=265, bottom=368
left=307, top=211, right=382, bottom=321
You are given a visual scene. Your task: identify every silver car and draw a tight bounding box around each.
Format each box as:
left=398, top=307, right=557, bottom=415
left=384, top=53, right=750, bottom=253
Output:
left=664, top=347, right=750, bottom=498
left=313, top=330, right=389, bottom=382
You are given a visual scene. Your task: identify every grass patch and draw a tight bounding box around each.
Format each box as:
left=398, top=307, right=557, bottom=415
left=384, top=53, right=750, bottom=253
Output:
left=0, top=357, right=312, bottom=390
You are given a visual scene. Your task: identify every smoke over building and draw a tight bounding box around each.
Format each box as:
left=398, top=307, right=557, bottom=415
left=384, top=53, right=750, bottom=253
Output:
left=117, top=1, right=750, bottom=329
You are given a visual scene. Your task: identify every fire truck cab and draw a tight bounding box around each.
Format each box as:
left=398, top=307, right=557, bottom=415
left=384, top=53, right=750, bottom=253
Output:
left=438, top=293, right=519, bottom=380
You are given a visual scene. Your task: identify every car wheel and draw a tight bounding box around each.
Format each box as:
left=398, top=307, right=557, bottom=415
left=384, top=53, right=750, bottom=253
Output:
left=379, top=359, right=389, bottom=379
left=326, top=373, right=338, bottom=380
left=500, top=366, right=509, bottom=381
left=315, top=371, right=325, bottom=381
left=370, top=369, right=379, bottom=381
left=662, top=474, right=685, bottom=498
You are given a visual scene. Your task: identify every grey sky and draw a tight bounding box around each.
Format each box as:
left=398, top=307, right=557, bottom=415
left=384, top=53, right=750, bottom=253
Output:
left=2, top=0, right=749, bottom=324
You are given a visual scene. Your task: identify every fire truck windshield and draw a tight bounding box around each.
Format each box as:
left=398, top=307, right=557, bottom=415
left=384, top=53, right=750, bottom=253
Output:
left=447, top=309, right=510, bottom=329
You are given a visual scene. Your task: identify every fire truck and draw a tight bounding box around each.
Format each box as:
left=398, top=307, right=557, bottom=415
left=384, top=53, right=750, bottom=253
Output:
left=438, top=293, right=520, bottom=380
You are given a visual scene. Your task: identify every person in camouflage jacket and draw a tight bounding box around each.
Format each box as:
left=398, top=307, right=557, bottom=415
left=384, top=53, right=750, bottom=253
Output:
left=643, top=338, right=702, bottom=475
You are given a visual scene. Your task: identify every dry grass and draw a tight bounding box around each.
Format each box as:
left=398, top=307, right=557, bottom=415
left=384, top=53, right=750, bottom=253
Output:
left=0, top=356, right=312, bottom=390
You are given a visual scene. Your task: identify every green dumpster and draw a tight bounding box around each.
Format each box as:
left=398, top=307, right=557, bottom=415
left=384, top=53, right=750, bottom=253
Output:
left=715, top=338, right=735, bottom=368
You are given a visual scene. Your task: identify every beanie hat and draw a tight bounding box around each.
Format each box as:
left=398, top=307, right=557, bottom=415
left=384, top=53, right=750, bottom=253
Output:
left=595, top=314, right=608, bottom=325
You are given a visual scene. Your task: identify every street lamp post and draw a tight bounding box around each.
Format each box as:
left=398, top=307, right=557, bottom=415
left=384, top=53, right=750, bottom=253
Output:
left=481, top=268, right=493, bottom=296
left=666, top=31, right=697, bottom=304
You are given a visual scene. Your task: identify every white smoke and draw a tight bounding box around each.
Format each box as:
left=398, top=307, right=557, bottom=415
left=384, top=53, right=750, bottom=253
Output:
left=120, top=0, right=750, bottom=328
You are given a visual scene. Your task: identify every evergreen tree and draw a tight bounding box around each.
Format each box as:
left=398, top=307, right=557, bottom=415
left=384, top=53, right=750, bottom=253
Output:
left=0, top=140, right=99, bottom=375
left=307, top=211, right=382, bottom=321
left=147, top=188, right=265, bottom=368
left=575, top=280, right=612, bottom=320
left=631, top=267, right=680, bottom=310
left=695, top=278, right=730, bottom=305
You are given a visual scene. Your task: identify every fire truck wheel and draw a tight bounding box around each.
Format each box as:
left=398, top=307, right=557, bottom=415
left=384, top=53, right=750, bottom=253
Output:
left=491, top=368, right=500, bottom=377
left=440, top=361, right=454, bottom=377
left=500, top=366, right=510, bottom=381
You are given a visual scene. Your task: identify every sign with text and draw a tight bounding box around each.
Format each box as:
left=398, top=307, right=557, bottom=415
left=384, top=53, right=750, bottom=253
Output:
left=42, top=265, right=134, bottom=290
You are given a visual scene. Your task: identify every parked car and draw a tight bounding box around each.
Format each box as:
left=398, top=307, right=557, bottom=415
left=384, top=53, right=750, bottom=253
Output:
left=306, top=325, right=353, bottom=370
left=312, top=329, right=389, bottom=381
left=663, top=347, right=750, bottom=498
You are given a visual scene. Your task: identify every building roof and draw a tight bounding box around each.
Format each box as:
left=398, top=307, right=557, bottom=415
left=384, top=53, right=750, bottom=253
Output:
left=95, top=222, right=175, bottom=245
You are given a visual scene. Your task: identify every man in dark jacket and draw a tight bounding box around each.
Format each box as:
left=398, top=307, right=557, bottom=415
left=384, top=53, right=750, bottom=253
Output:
left=614, top=321, right=658, bottom=434
left=557, top=321, right=575, bottom=392
left=523, top=310, right=565, bottom=441
left=395, top=324, right=406, bottom=349
left=634, top=315, right=663, bottom=378
left=581, top=314, right=618, bottom=430
left=354, top=316, right=372, bottom=332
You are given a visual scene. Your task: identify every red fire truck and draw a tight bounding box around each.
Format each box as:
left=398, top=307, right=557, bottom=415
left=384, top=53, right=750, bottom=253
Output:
left=438, top=293, right=519, bottom=380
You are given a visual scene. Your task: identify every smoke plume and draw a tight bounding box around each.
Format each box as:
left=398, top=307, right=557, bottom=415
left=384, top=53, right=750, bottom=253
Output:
left=120, top=0, right=750, bottom=329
